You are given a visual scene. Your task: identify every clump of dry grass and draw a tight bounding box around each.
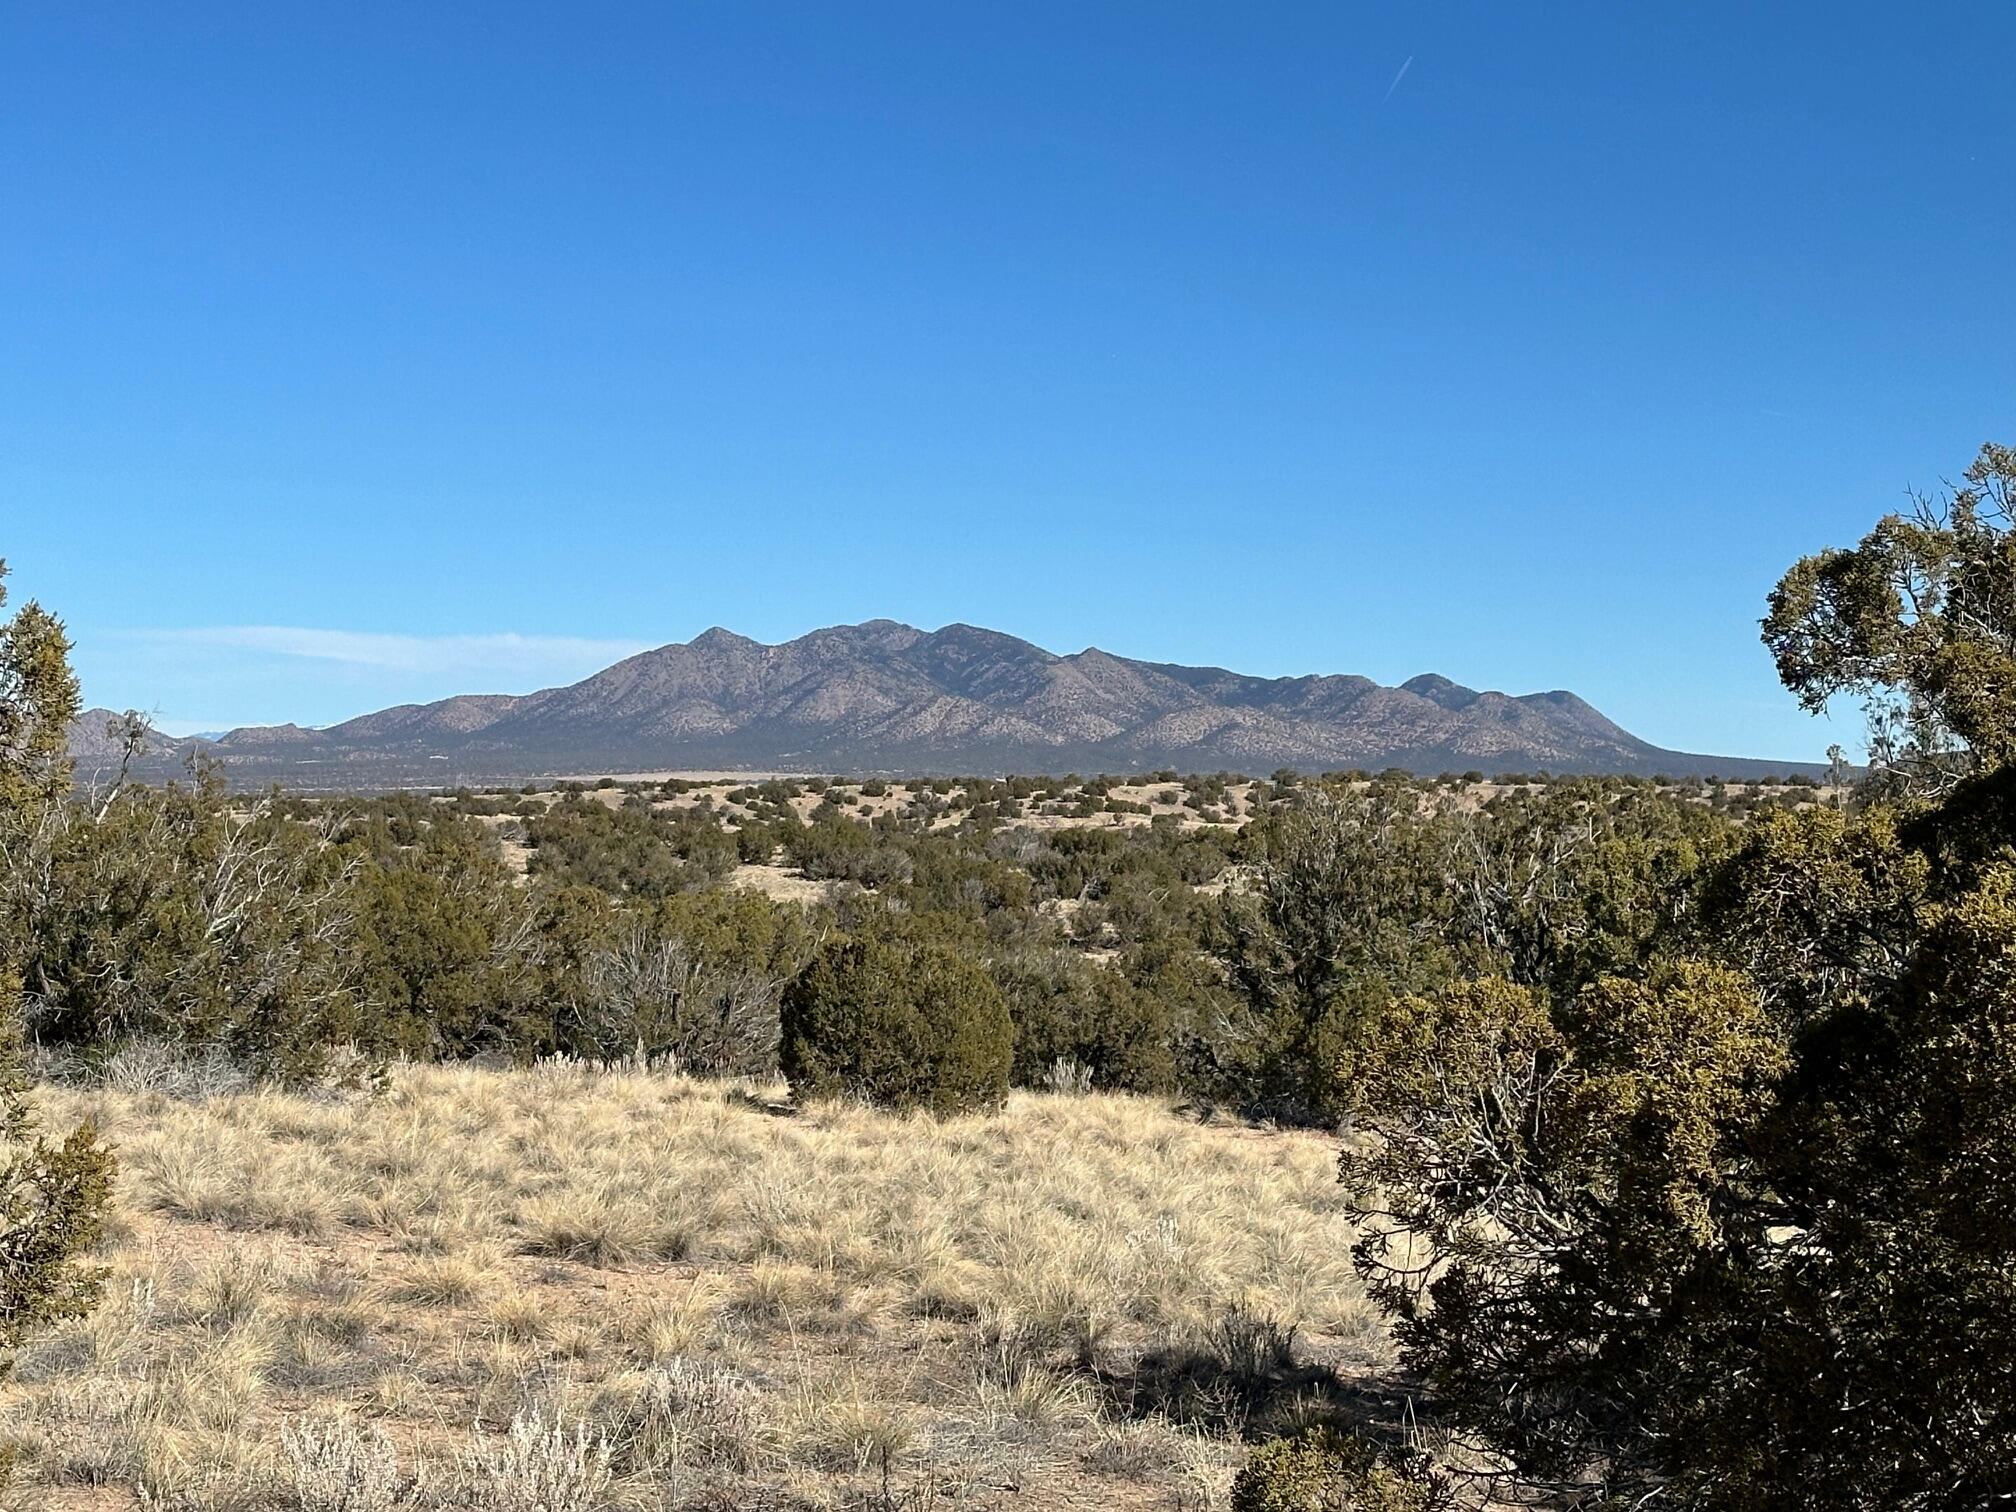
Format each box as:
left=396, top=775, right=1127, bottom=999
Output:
left=6, top=1059, right=1385, bottom=1510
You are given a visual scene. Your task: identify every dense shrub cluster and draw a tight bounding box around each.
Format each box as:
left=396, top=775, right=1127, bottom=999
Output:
left=526, top=794, right=737, bottom=894
left=992, top=945, right=1180, bottom=1093
left=1207, top=775, right=1728, bottom=1123
left=779, top=913, right=1013, bottom=1112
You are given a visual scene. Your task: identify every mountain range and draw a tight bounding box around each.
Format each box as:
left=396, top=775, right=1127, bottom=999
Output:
left=71, top=619, right=1824, bottom=788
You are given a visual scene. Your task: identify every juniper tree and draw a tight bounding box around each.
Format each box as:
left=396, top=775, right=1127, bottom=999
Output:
left=0, top=562, right=115, bottom=1486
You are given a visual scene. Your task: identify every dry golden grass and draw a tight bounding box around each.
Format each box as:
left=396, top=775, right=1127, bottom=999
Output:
left=4, top=1061, right=1387, bottom=1511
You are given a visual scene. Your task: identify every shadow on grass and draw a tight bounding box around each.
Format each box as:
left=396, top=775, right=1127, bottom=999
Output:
left=1094, top=1309, right=1428, bottom=1446
left=724, top=1085, right=796, bottom=1117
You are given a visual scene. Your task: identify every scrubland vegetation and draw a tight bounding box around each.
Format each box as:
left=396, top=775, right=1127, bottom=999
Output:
left=5, top=443, right=2016, bottom=1507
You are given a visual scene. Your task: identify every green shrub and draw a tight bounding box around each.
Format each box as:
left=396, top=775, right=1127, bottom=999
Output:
left=17, top=775, right=368, bottom=1079
left=349, top=826, right=539, bottom=1059
left=993, top=948, right=1177, bottom=1093
left=780, top=919, right=1012, bottom=1113
left=1232, top=1428, right=1439, bottom=1512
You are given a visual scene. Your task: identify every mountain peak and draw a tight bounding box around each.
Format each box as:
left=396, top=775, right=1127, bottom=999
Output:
left=798, top=619, right=924, bottom=652
left=1401, top=673, right=1482, bottom=711
left=924, top=622, right=1051, bottom=655
left=689, top=626, right=758, bottom=651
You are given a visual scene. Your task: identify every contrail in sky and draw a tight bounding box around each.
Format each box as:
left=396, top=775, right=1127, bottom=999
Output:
left=1381, top=55, right=1414, bottom=104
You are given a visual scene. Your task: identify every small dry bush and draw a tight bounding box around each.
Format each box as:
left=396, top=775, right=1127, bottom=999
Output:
left=281, top=1413, right=404, bottom=1512
left=457, top=1409, right=610, bottom=1512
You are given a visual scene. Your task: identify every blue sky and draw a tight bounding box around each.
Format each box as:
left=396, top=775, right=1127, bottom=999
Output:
left=4, top=4, right=2011, bottom=759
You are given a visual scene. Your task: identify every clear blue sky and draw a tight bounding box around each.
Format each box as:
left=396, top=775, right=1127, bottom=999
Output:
left=5, top=4, right=2011, bottom=759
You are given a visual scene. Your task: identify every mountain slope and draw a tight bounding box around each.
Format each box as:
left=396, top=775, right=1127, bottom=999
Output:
left=109, top=621, right=1824, bottom=785
left=67, top=710, right=207, bottom=771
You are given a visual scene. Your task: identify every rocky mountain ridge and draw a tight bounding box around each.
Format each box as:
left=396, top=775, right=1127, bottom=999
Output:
left=76, top=619, right=1824, bottom=787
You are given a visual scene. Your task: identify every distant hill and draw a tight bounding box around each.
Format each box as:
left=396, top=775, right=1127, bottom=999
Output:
left=66, top=710, right=209, bottom=775
left=86, top=620, right=1828, bottom=787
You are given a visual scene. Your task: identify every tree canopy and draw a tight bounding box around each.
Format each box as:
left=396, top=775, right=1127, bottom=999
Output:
left=1304, top=445, right=2016, bottom=1508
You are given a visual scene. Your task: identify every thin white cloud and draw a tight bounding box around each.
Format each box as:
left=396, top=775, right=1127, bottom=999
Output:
left=128, top=626, right=657, bottom=676
left=1381, top=55, right=1414, bottom=104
